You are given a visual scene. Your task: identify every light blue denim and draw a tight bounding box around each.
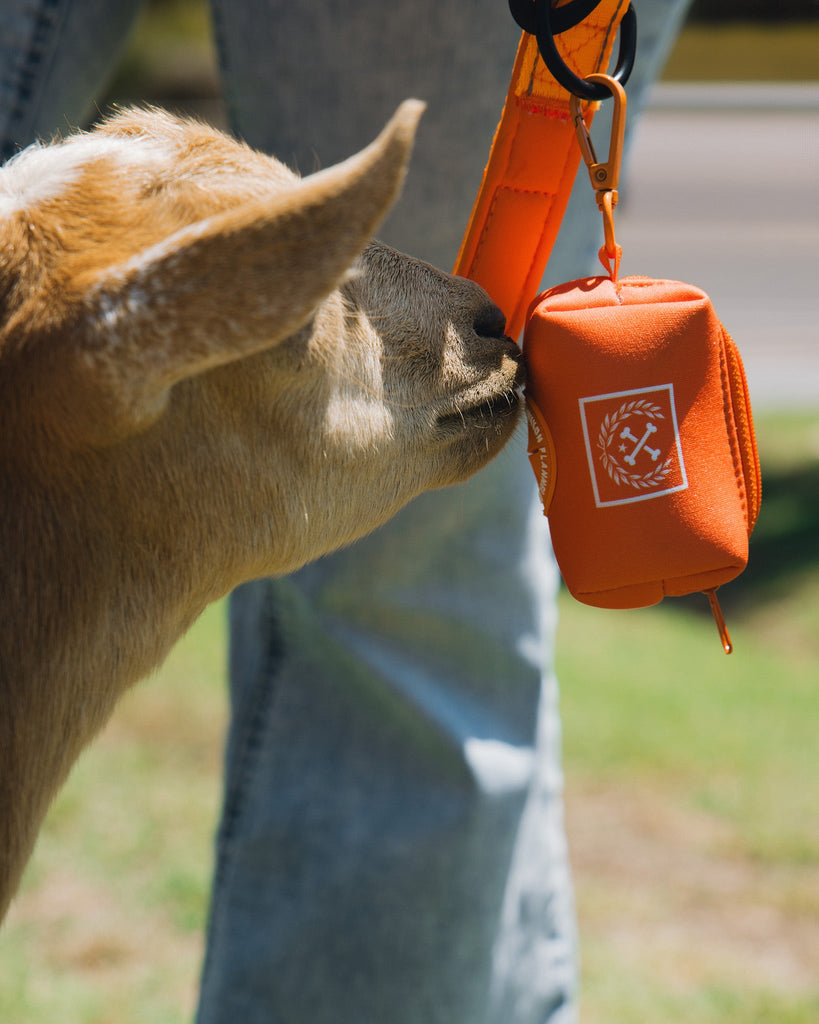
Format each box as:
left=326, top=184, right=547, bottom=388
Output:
left=0, top=1, right=690, bottom=1020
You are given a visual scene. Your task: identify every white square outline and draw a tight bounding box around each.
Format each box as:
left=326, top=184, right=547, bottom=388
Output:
left=579, top=383, right=689, bottom=508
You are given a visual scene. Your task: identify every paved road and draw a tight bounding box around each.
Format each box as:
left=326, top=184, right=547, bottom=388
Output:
left=615, top=84, right=818, bottom=410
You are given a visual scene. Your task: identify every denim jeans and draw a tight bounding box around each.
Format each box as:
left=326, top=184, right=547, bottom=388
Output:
left=0, top=1, right=690, bottom=1020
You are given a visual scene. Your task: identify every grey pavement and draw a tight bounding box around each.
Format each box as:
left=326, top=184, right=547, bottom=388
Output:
left=616, top=83, right=818, bottom=410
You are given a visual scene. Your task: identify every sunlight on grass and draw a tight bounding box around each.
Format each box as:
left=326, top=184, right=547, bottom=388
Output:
left=577, top=947, right=819, bottom=1024
left=559, top=411, right=819, bottom=1022
left=1, top=602, right=228, bottom=1024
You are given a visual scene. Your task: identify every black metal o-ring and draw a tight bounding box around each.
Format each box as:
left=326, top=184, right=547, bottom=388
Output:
left=508, top=1, right=637, bottom=102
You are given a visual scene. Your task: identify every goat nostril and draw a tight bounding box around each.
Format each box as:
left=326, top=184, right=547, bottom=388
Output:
left=473, top=303, right=507, bottom=339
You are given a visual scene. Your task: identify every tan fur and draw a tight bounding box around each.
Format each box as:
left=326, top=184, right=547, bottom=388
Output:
left=0, top=103, right=523, bottom=919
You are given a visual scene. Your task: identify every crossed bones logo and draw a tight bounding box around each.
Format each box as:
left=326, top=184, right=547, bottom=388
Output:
left=620, top=421, right=660, bottom=465
left=597, top=399, right=672, bottom=490
left=579, top=386, right=688, bottom=507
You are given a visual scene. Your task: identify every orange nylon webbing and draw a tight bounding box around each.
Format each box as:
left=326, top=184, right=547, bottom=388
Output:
left=453, top=0, right=630, bottom=338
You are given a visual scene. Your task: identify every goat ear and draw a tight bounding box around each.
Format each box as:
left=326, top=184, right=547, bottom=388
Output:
left=76, top=100, right=424, bottom=433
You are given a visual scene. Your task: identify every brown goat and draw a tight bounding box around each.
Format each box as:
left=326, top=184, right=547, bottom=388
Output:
left=0, top=102, right=524, bottom=919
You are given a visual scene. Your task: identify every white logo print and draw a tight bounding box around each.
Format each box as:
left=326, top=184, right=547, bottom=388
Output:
left=579, top=385, right=688, bottom=508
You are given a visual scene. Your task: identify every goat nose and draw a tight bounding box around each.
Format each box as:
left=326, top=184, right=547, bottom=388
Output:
left=473, top=302, right=508, bottom=339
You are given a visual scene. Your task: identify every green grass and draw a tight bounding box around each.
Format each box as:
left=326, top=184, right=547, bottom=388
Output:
left=0, top=602, right=228, bottom=1024
left=558, top=410, right=819, bottom=1022
left=2, top=412, right=817, bottom=1022
left=559, top=579, right=819, bottom=1023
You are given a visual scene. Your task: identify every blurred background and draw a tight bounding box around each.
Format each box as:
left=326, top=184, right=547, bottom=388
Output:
left=2, top=2, right=817, bottom=1022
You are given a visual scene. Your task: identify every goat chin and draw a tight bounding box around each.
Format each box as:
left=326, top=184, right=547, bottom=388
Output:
left=0, top=102, right=524, bottom=919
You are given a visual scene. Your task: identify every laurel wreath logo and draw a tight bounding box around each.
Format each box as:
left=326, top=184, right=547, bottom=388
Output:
left=597, top=399, right=672, bottom=489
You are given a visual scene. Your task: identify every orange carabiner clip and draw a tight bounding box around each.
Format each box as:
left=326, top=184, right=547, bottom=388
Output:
left=570, top=73, right=627, bottom=259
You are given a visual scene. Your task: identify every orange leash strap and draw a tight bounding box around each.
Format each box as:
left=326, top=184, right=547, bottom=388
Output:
left=453, top=0, right=631, bottom=339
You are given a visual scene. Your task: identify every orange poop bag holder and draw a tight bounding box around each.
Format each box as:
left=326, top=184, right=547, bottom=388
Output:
left=523, top=79, right=761, bottom=652
left=455, top=49, right=760, bottom=653
left=524, top=276, right=760, bottom=642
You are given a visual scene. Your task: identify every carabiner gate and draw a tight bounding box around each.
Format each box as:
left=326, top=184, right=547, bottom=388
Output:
left=569, top=73, right=627, bottom=195
left=570, top=73, right=627, bottom=262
